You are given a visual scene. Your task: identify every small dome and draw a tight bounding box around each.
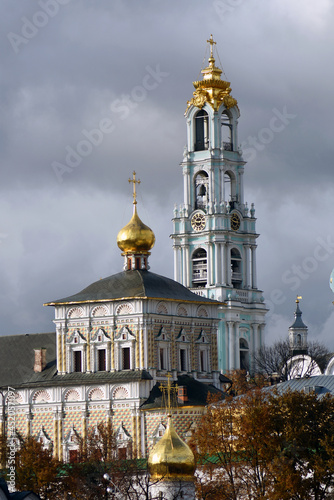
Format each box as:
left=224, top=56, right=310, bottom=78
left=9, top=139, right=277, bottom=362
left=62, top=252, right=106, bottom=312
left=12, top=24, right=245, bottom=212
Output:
left=117, top=206, right=155, bottom=254
left=148, top=416, right=195, bottom=480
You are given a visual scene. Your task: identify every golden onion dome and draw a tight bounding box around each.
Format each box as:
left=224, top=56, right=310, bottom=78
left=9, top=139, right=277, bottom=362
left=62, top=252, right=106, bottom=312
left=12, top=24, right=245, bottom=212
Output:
left=148, top=416, right=196, bottom=480
left=117, top=205, right=155, bottom=254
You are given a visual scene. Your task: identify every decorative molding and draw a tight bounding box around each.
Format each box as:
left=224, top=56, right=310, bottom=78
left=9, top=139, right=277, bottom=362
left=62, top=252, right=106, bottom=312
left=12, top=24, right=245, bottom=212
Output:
left=91, top=305, right=108, bottom=317
left=67, top=307, right=84, bottom=319
left=113, top=386, right=129, bottom=400
left=88, top=387, right=104, bottom=401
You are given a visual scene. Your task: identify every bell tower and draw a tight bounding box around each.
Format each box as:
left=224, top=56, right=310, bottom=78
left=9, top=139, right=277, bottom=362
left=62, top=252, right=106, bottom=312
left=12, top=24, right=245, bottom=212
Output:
left=171, top=36, right=267, bottom=373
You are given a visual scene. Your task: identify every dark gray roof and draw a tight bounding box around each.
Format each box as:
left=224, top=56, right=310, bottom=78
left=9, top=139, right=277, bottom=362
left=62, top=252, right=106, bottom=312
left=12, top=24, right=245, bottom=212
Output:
left=45, top=270, right=218, bottom=306
left=0, top=332, right=56, bottom=388
left=267, top=375, right=334, bottom=397
left=0, top=332, right=152, bottom=389
left=140, top=374, right=224, bottom=410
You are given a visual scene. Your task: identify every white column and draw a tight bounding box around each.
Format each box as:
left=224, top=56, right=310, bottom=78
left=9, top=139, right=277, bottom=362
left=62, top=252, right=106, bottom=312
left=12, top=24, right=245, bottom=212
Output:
left=258, top=323, right=265, bottom=350
left=251, top=245, right=257, bottom=289
left=252, top=323, right=259, bottom=354
left=209, top=243, right=214, bottom=286
left=208, top=168, right=214, bottom=213
left=173, top=245, right=179, bottom=282
left=221, top=242, right=226, bottom=286
left=187, top=118, right=192, bottom=152
left=239, top=168, right=244, bottom=204
left=183, top=166, right=190, bottom=211
left=215, top=242, right=221, bottom=285
left=185, top=245, right=190, bottom=287
left=235, top=322, right=240, bottom=370
left=207, top=243, right=212, bottom=287
left=227, top=321, right=234, bottom=370
left=244, top=245, right=250, bottom=289
left=182, top=247, right=187, bottom=286
left=220, top=167, right=224, bottom=203
left=226, top=243, right=231, bottom=286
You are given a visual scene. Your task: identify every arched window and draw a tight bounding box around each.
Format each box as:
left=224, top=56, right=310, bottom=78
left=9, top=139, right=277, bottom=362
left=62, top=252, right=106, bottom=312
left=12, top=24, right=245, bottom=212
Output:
left=296, top=334, right=302, bottom=347
left=192, top=248, right=207, bottom=287
left=194, top=171, right=209, bottom=209
left=221, top=111, right=233, bottom=151
left=224, top=170, right=237, bottom=207
left=224, top=172, right=232, bottom=202
left=239, top=338, right=249, bottom=370
left=195, top=110, right=209, bottom=151
left=231, top=248, right=242, bottom=288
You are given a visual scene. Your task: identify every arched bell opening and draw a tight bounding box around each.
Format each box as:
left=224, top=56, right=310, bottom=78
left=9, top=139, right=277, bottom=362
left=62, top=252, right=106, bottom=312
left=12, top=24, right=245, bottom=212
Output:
left=194, top=109, right=209, bottom=151
left=231, top=248, right=242, bottom=289
left=224, top=170, right=237, bottom=208
left=194, top=171, right=209, bottom=210
left=192, top=248, right=207, bottom=287
left=221, top=110, right=233, bottom=151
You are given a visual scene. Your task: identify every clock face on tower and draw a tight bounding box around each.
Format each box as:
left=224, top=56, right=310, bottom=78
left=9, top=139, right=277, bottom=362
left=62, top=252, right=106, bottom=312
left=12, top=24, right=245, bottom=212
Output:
left=231, top=212, right=241, bottom=231
left=191, top=213, right=206, bottom=232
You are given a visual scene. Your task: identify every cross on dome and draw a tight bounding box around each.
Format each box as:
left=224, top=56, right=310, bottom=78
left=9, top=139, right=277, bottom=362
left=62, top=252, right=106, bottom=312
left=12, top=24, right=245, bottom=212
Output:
left=207, top=34, right=216, bottom=58
left=159, top=372, right=178, bottom=414
left=128, top=171, right=140, bottom=205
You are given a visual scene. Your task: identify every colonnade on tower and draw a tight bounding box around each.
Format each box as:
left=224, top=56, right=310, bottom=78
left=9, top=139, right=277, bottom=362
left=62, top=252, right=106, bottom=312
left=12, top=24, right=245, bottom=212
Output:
left=171, top=36, right=267, bottom=372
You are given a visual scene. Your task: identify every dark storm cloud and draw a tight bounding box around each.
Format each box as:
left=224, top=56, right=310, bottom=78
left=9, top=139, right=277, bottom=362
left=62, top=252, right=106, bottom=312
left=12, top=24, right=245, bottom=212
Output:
left=1, top=0, right=334, bottom=349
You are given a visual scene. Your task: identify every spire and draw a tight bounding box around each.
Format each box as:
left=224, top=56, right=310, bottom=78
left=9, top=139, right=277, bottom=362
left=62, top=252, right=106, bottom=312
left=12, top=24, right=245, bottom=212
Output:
left=290, top=296, right=307, bottom=329
left=186, top=35, right=238, bottom=112
left=289, top=296, right=308, bottom=355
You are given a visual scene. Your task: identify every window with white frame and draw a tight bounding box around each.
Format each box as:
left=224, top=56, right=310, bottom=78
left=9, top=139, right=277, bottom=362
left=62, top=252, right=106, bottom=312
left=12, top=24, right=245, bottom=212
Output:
left=114, top=326, right=136, bottom=371
left=66, top=330, right=86, bottom=373
left=155, top=327, right=170, bottom=372
left=196, top=329, right=210, bottom=373
left=176, top=329, right=190, bottom=373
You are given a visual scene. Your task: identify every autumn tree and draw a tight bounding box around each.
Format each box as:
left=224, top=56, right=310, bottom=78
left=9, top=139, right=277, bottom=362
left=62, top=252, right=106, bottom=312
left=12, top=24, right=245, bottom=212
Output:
left=15, top=435, right=61, bottom=499
left=192, top=389, right=334, bottom=499
left=269, top=390, right=334, bottom=500
left=224, top=369, right=267, bottom=395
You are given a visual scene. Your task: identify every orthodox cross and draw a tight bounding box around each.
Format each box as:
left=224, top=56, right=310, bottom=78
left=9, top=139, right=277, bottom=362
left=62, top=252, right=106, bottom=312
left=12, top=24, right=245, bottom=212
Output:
left=207, top=34, right=216, bottom=58
left=159, top=373, right=178, bottom=413
left=128, top=171, right=141, bottom=205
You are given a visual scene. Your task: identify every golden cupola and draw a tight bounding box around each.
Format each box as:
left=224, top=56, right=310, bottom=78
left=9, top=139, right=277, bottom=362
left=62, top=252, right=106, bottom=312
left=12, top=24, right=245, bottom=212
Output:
left=148, top=415, right=196, bottom=480
left=186, top=34, right=238, bottom=112
left=117, top=172, right=155, bottom=271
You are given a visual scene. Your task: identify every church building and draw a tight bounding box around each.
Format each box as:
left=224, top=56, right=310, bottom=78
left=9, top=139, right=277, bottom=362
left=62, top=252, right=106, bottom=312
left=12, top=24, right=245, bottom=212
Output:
left=0, top=37, right=266, bottom=463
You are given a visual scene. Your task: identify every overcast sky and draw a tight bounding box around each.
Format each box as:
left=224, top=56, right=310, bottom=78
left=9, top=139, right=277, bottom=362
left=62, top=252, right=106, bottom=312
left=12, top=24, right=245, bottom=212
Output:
left=1, top=0, right=334, bottom=350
